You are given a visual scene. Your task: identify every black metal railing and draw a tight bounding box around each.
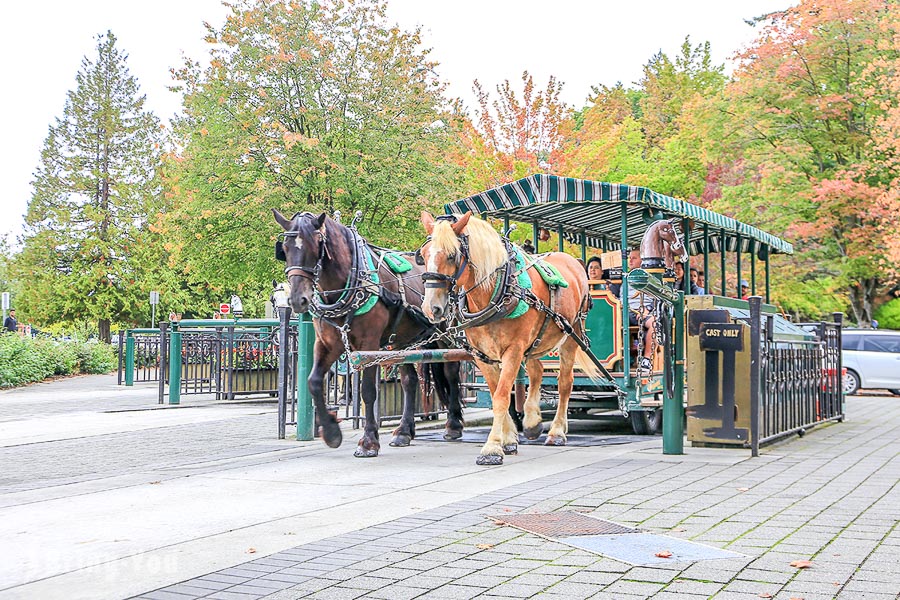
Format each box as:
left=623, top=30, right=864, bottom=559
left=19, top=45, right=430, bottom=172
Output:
left=749, top=299, right=844, bottom=453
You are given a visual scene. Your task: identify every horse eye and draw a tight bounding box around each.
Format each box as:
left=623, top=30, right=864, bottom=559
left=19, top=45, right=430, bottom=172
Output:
left=446, top=253, right=457, bottom=264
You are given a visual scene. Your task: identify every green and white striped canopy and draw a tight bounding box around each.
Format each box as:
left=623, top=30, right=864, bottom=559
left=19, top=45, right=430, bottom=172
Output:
left=442, top=174, right=792, bottom=255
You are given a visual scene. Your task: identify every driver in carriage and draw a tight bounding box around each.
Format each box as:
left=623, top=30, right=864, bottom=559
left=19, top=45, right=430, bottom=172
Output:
left=611, top=249, right=656, bottom=372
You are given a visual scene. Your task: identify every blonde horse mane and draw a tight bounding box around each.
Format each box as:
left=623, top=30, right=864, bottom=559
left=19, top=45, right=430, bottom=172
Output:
left=432, top=214, right=509, bottom=291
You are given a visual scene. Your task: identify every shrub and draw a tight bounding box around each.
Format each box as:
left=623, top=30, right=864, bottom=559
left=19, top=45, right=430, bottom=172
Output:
left=78, top=340, right=117, bottom=374
left=874, top=298, right=900, bottom=330
left=0, top=333, right=116, bottom=388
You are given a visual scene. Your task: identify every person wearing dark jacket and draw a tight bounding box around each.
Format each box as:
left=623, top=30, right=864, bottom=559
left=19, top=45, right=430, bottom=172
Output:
left=3, top=309, right=17, bottom=333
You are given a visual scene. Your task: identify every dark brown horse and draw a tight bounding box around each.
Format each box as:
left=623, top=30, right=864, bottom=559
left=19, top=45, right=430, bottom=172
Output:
left=274, top=210, right=464, bottom=457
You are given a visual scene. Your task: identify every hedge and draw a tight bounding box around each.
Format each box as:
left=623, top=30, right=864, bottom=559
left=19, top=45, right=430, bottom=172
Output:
left=0, top=333, right=117, bottom=388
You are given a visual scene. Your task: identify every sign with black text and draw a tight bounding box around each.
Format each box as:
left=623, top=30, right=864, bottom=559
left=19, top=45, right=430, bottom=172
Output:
left=699, top=323, right=744, bottom=352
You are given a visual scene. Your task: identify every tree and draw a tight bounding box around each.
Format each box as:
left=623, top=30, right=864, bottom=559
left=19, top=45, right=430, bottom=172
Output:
left=720, top=0, right=899, bottom=324
left=14, top=32, right=163, bottom=341
left=466, top=71, right=568, bottom=183
left=556, top=84, right=650, bottom=184
left=160, top=0, right=464, bottom=311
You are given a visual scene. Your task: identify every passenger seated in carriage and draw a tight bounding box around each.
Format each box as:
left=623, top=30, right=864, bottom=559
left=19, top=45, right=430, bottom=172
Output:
left=586, top=256, right=604, bottom=290
left=674, top=262, right=702, bottom=295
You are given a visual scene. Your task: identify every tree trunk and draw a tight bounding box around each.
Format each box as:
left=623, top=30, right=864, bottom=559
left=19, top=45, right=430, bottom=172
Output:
left=99, top=318, right=111, bottom=344
left=848, top=278, right=878, bottom=327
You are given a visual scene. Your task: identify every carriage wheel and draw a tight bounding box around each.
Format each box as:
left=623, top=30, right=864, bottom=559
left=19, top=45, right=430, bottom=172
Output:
left=629, top=408, right=662, bottom=435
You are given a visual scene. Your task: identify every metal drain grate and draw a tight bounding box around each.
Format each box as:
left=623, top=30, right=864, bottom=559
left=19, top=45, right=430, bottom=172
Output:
left=491, top=511, right=640, bottom=537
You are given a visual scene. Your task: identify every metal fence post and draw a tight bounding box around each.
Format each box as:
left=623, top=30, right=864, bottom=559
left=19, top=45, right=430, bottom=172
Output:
left=158, top=323, right=168, bottom=404
left=124, top=332, right=135, bottom=387
left=663, top=291, right=685, bottom=455
left=277, top=306, right=292, bottom=439
left=169, top=329, right=182, bottom=405
left=296, top=312, right=315, bottom=441
left=749, top=296, right=762, bottom=457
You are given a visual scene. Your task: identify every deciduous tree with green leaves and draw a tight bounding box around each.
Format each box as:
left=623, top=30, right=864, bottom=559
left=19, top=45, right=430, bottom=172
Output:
left=14, top=31, right=163, bottom=341
left=160, top=0, right=463, bottom=314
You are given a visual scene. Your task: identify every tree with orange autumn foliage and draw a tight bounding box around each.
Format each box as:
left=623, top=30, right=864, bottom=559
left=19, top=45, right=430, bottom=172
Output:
left=715, top=0, right=900, bottom=324
left=453, top=71, right=567, bottom=189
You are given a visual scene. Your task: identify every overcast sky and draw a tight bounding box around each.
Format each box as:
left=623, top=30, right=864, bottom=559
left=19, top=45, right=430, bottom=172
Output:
left=0, top=0, right=787, bottom=245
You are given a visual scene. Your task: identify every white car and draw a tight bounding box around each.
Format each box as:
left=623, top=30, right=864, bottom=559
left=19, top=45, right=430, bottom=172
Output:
left=842, top=329, right=900, bottom=395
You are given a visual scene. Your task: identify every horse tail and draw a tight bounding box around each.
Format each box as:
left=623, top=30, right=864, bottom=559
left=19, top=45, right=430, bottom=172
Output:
left=573, top=347, right=603, bottom=383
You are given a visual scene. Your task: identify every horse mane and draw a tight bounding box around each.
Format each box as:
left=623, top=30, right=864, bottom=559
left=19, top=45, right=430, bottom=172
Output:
left=432, top=214, right=508, bottom=290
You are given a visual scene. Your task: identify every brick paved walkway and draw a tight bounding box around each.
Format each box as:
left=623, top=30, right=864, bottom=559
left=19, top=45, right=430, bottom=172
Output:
left=135, top=396, right=900, bottom=600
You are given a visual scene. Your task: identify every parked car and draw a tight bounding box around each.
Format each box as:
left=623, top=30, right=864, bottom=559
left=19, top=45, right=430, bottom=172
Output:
left=841, top=329, right=900, bottom=395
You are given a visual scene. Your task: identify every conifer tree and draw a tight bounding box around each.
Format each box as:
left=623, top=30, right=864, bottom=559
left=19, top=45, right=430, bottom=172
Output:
left=15, top=32, right=163, bottom=341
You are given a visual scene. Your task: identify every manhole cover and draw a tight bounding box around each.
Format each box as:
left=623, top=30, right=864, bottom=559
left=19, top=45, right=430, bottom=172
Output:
left=491, top=511, right=640, bottom=537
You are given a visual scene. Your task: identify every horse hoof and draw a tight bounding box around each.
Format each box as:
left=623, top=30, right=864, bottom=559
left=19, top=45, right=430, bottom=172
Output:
left=476, top=454, right=504, bottom=466
left=502, top=444, right=518, bottom=455
left=443, top=429, right=463, bottom=441
left=389, top=434, right=411, bottom=447
left=523, top=424, right=543, bottom=441
left=320, top=425, right=343, bottom=448
left=544, top=435, right=566, bottom=446
left=354, top=446, right=379, bottom=458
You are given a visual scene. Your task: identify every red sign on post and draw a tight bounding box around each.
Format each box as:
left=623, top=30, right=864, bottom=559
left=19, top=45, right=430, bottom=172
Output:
left=219, top=303, right=231, bottom=315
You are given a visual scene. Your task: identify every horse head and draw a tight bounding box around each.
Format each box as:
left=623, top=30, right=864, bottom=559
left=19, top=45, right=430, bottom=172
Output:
left=640, top=219, right=687, bottom=269
left=273, top=209, right=327, bottom=314
left=418, top=211, right=472, bottom=322
left=270, top=280, right=292, bottom=310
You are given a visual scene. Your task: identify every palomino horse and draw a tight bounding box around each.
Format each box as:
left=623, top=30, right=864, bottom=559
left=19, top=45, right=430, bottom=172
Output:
left=418, top=211, right=601, bottom=465
left=274, top=210, right=464, bottom=457
left=640, top=219, right=687, bottom=270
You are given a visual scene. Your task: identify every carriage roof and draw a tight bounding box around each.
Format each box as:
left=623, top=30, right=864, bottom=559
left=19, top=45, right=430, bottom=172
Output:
left=442, top=174, right=792, bottom=255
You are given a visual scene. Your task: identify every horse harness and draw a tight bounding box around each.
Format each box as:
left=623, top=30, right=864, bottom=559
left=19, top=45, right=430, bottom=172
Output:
left=416, top=218, right=616, bottom=382
left=281, top=214, right=436, bottom=352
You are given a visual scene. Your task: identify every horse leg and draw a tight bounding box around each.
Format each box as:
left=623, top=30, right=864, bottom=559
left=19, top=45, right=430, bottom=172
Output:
left=310, top=340, right=343, bottom=448
left=476, top=356, right=519, bottom=466
left=442, top=361, right=465, bottom=440
left=546, top=338, right=578, bottom=446
left=390, top=363, right=419, bottom=447
left=522, top=358, right=545, bottom=440
left=354, top=365, right=381, bottom=458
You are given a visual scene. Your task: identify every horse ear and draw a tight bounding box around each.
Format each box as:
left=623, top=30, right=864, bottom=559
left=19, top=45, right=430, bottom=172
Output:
left=316, top=212, right=327, bottom=229
left=451, top=211, right=472, bottom=234
left=273, top=208, right=292, bottom=230
left=421, top=211, right=435, bottom=235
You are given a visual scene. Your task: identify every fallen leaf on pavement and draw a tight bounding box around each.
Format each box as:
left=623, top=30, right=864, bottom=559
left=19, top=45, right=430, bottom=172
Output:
left=758, top=593, right=772, bottom=598
left=476, top=543, right=494, bottom=549
left=492, top=520, right=506, bottom=525
left=247, top=548, right=257, bottom=554
left=654, top=551, right=673, bottom=558
left=737, top=487, right=749, bottom=492
left=149, top=481, right=161, bottom=485
left=790, top=559, right=812, bottom=568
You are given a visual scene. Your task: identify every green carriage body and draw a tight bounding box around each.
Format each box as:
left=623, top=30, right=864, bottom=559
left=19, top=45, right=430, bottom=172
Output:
left=448, top=174, right=807, bottom=433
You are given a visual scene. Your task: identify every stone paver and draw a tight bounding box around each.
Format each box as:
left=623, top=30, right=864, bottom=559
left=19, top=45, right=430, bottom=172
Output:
left=128, top=396, right=900, bottom=600
left=2, top=374, right=898, bottom=600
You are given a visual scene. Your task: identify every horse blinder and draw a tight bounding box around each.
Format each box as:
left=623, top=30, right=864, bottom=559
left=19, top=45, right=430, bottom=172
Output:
left=274, top=240, right=286, bottom=262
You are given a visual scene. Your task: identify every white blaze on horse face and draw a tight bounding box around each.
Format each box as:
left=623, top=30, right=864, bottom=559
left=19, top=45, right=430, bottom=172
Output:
left=422, top=244, right=452, bottom=322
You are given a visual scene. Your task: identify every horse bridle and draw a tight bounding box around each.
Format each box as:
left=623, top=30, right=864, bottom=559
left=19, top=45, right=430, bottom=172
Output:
left=416, top=215, right=470, bottom=291
left=277, top=213, right=330, bottom=282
